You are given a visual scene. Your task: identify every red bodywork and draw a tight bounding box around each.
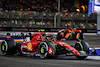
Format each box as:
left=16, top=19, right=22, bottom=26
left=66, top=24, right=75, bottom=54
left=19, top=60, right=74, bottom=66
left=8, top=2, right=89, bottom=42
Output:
left=21, top=33, right=80, bottom=56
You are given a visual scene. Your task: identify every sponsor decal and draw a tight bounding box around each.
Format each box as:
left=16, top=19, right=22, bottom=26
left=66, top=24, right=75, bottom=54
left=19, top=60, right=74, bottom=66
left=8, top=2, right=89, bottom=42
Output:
left=65, top=44, right=69, bottom=46
left=58, top=42, right=68, bottom=46
left=76, top=52, right=80, bottom=56
left=48, top=47, right=54, bottom=54
left=27, top=43, right=32, bottom=50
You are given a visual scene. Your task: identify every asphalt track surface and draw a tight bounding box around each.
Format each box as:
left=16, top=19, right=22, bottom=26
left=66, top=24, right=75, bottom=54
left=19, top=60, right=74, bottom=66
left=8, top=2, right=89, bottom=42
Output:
left=0, top=35, right=100, bottom=67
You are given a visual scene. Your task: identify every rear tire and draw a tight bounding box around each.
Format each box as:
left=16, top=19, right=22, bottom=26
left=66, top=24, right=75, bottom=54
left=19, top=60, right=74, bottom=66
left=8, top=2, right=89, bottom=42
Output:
left=1, top=39, right=16, bottom=55
left=1, top=41, right=8, bottom=55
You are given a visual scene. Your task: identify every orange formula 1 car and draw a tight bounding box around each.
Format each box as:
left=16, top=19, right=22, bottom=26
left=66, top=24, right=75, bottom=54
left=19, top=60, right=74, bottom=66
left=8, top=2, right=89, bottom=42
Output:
left=57, top=28, right=83, bottom=40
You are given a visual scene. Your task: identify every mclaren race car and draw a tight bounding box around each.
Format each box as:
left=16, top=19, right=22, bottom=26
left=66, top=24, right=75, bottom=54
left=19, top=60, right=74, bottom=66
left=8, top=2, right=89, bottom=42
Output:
left=1, top=32, right=89, bottom=59
left=57, top=28, right=83, bottom=40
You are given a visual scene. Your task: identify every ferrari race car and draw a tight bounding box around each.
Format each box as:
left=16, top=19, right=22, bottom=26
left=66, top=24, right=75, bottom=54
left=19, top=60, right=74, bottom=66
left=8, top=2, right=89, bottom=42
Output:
left=1, top=32, right=89, bottom=59
left=57, top=28, right=83, bottom=40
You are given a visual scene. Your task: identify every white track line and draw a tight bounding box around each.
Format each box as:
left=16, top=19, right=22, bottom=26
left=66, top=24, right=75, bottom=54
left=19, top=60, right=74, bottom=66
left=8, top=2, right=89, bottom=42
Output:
left=87, top=56, right=100, bottom=60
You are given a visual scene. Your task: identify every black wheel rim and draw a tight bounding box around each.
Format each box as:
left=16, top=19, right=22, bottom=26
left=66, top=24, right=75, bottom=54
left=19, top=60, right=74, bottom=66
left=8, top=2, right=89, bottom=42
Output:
left=75, top=44, right=81, bottom=51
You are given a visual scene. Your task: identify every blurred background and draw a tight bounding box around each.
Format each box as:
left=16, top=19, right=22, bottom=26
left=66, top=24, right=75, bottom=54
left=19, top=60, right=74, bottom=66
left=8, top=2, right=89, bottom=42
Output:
left=0, top=0, right=98, bottom=30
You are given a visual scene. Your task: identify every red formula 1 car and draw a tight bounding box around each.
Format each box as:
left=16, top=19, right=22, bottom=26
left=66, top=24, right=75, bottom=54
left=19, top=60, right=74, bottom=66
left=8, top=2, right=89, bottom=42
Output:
left=1, top=32, right=89, bottom=59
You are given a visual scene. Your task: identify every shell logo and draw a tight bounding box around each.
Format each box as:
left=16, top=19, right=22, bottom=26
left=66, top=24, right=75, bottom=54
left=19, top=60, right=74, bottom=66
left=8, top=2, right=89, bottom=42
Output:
left=27, top=43, right=32, bottom=50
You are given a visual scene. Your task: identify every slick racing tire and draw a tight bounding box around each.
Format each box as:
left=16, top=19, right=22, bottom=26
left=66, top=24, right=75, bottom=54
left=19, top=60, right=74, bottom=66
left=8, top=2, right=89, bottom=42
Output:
left=75, top=43, right=82, bottom=51
left=81, top=40, right=89, bottom=54
left=75, top=40, right=89, bottom=59
left=1, top=39, right=16, bottom=55
left=39, top=42, right=48, bottom=59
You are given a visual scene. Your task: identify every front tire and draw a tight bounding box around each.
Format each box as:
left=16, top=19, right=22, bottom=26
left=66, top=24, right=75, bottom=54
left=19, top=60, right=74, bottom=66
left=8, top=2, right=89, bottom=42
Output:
left=75, top=40, right=89, bottom=59
left=38, top=42, right=48, bottom=59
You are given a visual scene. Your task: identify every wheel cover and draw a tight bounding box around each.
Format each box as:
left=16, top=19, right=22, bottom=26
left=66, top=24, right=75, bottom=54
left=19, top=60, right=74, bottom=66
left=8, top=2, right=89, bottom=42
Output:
left=2, top=45, right=5, bottom=51
left=41, top=47, right=45, bottom=54
left=1, top=44, right=6, bottom=55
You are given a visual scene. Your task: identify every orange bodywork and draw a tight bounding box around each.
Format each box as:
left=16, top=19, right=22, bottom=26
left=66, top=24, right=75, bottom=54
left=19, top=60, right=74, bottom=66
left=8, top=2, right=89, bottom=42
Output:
left=74, top=30, right=82, bottom=33
left=65, top=29, right=73, bottom=38
left=65, top=29, right=82, bottom=39
left=65, top=33, right=71, bottom=38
